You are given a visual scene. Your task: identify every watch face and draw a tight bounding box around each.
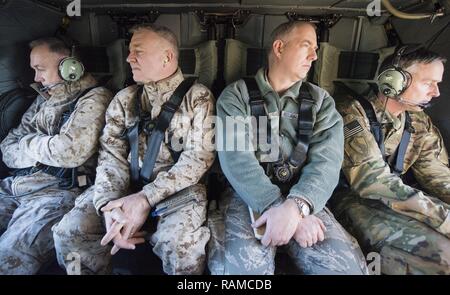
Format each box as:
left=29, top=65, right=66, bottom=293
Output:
left=301, top=204, right=309, bottom=215
left=299, top=200, right=310, bottom=216
left=291, top=197, right=310, bottom=217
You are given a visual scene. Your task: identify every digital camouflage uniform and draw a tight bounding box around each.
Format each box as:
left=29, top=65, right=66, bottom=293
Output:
left=0, top=74, right=112, bottom=274
left=332, top=95, right=450, bottom=274
left=53, top=69, right=215, bottom=275
left=208, top=68, right=368, bottom=275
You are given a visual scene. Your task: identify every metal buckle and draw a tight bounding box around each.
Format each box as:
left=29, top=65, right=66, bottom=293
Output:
left=143, top=120, right=156, bottom=135
left=272, top=162, right=293, bottom=183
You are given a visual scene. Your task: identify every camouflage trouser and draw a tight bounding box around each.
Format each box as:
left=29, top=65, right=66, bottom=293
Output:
left=331, top=191, right=450, bottom=275
left=207, top=187, right=369, bottom=275
left=53, top=184, right=211, bottom=275
left=0, top=172, right=78, bottom=274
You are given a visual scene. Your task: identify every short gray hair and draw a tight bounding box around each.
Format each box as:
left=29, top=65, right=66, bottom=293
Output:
left=380, top=45, right=447, bottom=73
left=130, top=23, right=179, bottom=58
left=29, top=37, right=70, bottom=56
left=267, top=21, right=316, bottom=57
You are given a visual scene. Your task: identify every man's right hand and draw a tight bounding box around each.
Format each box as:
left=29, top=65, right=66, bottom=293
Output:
left=252, top=199, right=301, bottom=247
left=293, top=214, right=326, bottom=248
left=102, top=209, right=146, bottom=255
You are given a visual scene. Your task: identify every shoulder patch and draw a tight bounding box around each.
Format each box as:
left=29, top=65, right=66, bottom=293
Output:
left=344, top=120, right=363, bottom=139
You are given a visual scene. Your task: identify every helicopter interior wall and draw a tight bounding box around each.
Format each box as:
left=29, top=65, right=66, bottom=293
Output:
left=0, top=1, right=449, bottom=178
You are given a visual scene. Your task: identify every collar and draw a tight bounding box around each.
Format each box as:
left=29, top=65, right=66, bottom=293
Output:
left=31, top=73, right=97, bottom=101
left=255, top=67, right=303, bottom=102
left=142, top=68, right=184, bottom=104
left=369, top=96, right=404, bottom=131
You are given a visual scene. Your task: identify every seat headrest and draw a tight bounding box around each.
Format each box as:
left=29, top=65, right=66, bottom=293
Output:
left=179, top=40, right=218, bottom=89
left=313, top=42, right=396, bottom=95
left=223, top=39, right=267, bottom=85
left=106, top=39, right=131, bottom=92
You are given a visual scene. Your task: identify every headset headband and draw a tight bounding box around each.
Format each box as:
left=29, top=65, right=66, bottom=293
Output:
left=393, top=46, right=407, bottom=68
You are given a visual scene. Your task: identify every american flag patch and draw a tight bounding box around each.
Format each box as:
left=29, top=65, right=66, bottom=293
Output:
left=344, top=120, right=363, bottom=138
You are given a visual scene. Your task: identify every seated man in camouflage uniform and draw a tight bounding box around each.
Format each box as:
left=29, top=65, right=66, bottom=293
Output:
left=53, top=24, right=215, bottom=275
left=0, top=37, right=112, bottom=274
left=332, top=46, right=450, bottom=274
left=209, top=21, right=368, bottom=275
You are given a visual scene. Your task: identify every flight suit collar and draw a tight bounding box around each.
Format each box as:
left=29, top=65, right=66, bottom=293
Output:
left=30, top=73, right=97, bottom=102
left=142, top=68, right=184, bottom=104
left=369, top=95, right=404, bottom=131
left=141, top=68, right=185, bottom=116
left=254, top=68, right=303, bottom=103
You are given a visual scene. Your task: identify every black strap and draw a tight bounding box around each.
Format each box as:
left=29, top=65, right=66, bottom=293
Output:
left=139, top=77, right=197, bottom=184
left=244, top=77, right=267, bottom=143
left=391, top=111, right=413, bottom=176
left=335, top=82, right=414, bottom=176
left=244, top=77, right=270, bottom=173
left=58, top=86, right=97, bottom=131
left=128, top=86, right=144, bottom=184
left=244, top=77, right=266, bottom=118
left=335, top=81, right=386, bottom=157
left=289, top=83, right=314, bottom=168
left=354, top=96, right=412, bottom=176
left=355, top=96, right=386, bottom=156
left=243, top=78, right=314, bottom=169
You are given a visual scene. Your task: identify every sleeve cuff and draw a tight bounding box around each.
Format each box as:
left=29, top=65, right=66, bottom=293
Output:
left=142, top=182, right=166, bottom=207
left=438, top=213, right=450, bottom=237
left=94, top=198, right=108, bottom=216
left=287, top=193, right=314, bottom=213
left=263, top=195, right=284, bottom=213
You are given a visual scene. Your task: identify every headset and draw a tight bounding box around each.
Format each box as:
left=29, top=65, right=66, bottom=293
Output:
left=377, top=45, right=413, bottom=99
left=57, top=37, right=85, bottom=82
left=377, top=44, right=437, bottom=108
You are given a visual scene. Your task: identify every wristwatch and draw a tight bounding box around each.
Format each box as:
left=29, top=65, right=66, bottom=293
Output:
left=290, top=197, right=311, bottom=218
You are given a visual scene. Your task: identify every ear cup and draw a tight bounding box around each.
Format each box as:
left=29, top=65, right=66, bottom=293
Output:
left=376, top=45, right=417, bottom=99
left=377, top=67, right=409, bottom=98
left=58, top=56, right=85, bottom=82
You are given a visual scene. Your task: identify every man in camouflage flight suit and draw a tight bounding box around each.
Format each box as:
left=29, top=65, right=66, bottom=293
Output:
left=0, top=37, right=112, bottom=274
left=332, top=47, right=450, bottom=274
left=208, top=21, right=368, bottom=275
left=53, top=24, right=215, bottom=275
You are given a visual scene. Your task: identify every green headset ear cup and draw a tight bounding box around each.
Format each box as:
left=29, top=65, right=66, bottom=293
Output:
left=58, top=57, right=85, bottom=82
left=377, top=67, right=409, bottom=98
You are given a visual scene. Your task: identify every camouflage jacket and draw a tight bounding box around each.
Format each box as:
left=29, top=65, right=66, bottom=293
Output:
left=337, top=95, right=450, bottom=237
left=0, top=74, right=112, bottom=177
left=217, top=68, right=344, bottom=214
left=93, top=69, right=215, bottom=212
